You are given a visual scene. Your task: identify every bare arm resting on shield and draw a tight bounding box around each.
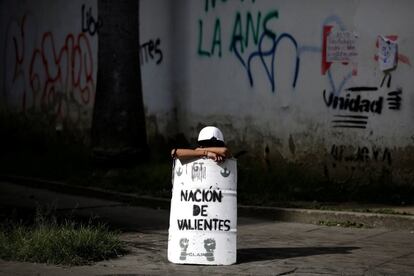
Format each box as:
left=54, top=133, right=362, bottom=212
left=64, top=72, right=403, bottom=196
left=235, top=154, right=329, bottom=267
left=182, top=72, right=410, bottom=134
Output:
left=171, top=147, right=231, bottom=163
left=172, top=126, right=231, bottom=163
left=195, top=147, right=231, bottom=158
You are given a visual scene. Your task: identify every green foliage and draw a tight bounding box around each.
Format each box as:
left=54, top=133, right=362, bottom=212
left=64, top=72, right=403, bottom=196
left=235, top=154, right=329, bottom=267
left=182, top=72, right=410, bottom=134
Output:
left=0, top=110, right=91, bottom=181
left=318, top=220, right=368, bottom=229
left=236, top=160, right=330, bottom=205
left=0, top=206, right=126, bottom=265
left=1, top=110, right=413, bottom=205
left=85, top=161, right=173, bottom=198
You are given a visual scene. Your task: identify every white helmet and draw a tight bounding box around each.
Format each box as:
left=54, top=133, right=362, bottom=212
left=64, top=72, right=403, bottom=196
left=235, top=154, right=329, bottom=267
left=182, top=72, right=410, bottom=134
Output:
left=197, top=126, right=225, bottom=147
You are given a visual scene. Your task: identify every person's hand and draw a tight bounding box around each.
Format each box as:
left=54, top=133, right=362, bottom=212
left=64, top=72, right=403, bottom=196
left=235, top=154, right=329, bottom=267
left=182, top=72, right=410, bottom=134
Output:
left=206, top=151, right=225, bottom=163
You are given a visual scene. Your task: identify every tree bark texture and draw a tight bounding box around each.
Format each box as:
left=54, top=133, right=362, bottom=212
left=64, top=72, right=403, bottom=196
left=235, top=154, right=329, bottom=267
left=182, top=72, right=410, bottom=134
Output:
left=92, top=0, right=147, bottom=164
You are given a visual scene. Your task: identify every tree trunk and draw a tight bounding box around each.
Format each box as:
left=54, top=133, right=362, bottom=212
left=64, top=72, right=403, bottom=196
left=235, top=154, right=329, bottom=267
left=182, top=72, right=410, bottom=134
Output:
left=92, top=0, right=147, bottom=165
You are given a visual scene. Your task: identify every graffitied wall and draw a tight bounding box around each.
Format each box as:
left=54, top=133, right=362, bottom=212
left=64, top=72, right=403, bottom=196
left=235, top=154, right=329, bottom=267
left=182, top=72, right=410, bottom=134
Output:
left=139, top=0, right=176, bottom=141
left=175, top=0, right=414, bottom=187
left=0, top=0, right=175, bottom=139
left=1, top=0, right=414, bottom=189
left=0, top=0, right=99, bottom=130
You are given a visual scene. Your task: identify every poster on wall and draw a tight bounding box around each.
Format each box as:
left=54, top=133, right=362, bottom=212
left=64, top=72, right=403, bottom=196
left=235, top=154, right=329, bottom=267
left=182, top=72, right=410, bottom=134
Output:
left=326, top=30, right=358, bottom=63
left=378, top=36, right=398, bottom=71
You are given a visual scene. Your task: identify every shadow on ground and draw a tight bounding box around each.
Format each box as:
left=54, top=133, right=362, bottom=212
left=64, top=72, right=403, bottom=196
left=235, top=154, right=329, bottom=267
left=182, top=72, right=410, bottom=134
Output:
left=237, top=246, right=360, bottom=264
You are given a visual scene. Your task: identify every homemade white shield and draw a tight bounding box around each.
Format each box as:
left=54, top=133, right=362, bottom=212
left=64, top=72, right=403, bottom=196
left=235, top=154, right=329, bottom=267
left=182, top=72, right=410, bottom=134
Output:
left=168, top=158, right=237, bottom=265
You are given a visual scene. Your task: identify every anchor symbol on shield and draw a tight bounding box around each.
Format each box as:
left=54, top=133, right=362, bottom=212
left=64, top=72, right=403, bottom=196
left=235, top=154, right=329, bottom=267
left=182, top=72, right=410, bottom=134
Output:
left=220, top=168, right=231, bottom=177
left=176, top=167, right=183, bottom=176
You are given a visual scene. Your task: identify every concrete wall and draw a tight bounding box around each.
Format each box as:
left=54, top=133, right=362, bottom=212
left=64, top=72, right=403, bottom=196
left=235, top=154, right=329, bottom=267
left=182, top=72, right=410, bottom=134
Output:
left=0, top=0, right=98, bottom=130
left=176, top=0, right=414, bottom=186
left=139, top=0, right=176, bottom=141
left=0, top=0, right=175, bottom=136
left=1, top=0, right=414, bottom=186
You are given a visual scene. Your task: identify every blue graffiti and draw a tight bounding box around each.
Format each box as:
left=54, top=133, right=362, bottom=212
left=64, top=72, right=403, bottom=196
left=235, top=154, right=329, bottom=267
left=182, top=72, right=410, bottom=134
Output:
left=298, top=46, right=321, bottom=55
left=232, top=31, right=300, bottom=93
left=328, top=71, right=353, bottom=96
left=230, top=14, right=354, bottom=95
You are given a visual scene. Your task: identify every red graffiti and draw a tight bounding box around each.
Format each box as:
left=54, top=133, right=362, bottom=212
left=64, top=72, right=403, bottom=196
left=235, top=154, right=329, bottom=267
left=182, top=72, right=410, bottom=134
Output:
left=321, top=25, right=333, bottom=75
left=29, top=32, right=94, bottom=122
left=7, top=14, right=95, bottom=126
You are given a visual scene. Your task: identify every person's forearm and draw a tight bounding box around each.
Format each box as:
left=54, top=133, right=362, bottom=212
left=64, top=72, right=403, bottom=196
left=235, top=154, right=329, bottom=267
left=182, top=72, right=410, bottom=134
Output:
left=173, top=148, right=208, bottom=159
left=196, top=147, right=230, bottom=157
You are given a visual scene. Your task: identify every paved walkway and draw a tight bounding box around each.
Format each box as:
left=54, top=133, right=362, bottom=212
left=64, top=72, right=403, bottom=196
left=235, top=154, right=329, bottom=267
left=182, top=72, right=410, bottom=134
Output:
left=1, top=182, right=414, bottom=275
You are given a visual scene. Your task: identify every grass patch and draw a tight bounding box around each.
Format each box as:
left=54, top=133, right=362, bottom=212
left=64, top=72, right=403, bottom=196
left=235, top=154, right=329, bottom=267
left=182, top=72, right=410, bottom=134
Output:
left=355, top=208, right=410, bottom=216
left=318, top=220, right=368, bottom=229
left=81, top=162, right=173, bottom=198
left=0, top=206, right=126, bottom=265
left=236, top=161, right=328, bottom=204
left=274, top=202, right=412, bottom=216
left=0, top=110, right=92, bottom=181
